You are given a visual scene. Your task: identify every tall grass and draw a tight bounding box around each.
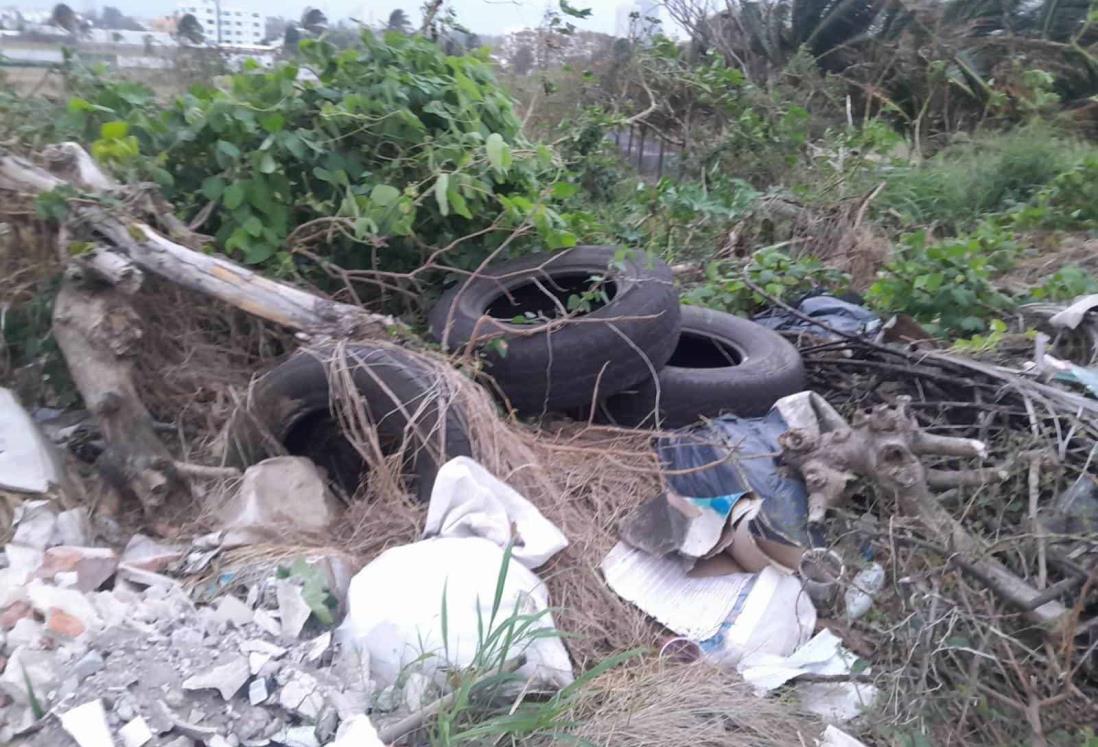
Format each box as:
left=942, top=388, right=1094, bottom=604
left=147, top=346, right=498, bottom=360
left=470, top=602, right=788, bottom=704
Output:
left=876, top=123, right=1098, bottom=231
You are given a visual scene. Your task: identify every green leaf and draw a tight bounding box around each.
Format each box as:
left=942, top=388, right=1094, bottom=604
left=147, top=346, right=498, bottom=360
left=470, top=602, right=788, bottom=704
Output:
left=370, top=184, right=401, bottom=207
left=100, top=120, right=129, bottom=140
left=486, top=133, right=510, bottom=172
left=223, top=182, right=245, bottom=210
left=243, top=215, right=263, bottom=237
left=551, top=182, right=578, bottom=199
left=258, top=153, right=277, bottom=174
left=434, top=173, right=450, bottom=216
left=244, top=242, right=275, bottom=264
left=201, top=177, right=226, bottom=200
left=449, top=187, right=472, bottom=219
left=259, top=112, right=285, bottom=133
left=216, top=140, right=241, bottom=160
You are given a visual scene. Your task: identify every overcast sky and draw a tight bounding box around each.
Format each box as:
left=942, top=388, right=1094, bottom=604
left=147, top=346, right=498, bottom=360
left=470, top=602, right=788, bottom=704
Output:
left=26, top=0, right=665, bottom=36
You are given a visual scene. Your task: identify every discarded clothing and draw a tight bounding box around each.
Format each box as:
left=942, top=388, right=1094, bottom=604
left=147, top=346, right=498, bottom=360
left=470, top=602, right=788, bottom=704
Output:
left=753, top=294, right=882, bottom=340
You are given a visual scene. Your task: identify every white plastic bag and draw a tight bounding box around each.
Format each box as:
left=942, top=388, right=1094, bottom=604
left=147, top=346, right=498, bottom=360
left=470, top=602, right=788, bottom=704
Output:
left=423, top=456, right=567, bottom=569
left=338, top=537, right=574, bottom=691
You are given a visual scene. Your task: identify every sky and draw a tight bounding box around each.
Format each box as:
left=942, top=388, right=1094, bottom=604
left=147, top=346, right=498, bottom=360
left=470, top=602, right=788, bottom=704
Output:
left=22, top=0, right=663, bottom=36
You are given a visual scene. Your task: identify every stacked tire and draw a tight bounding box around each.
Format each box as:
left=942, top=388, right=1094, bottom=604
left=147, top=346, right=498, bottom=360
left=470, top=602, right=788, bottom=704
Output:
left=225, top=244, right=807, bottom=501
left=429, top=245, right=806, bottom=428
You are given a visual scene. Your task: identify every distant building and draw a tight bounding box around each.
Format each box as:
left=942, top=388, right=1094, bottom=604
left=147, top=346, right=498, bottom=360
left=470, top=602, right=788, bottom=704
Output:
left=177, top=0, right=263, bottom=46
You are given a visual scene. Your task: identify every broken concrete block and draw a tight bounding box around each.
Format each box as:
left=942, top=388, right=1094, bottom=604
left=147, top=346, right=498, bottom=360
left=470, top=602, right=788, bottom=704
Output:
left=302, top=632, right=331, bottom=663
left=248, top=676, right=269, bottom=705
left=26, top=579, right=101, bottom=631
left=120, top=534, right=184, bottom=573
left=277, top=669, right=324, bottom=719
left=72, top=650, right=105, bottom=681
left=275, top=581, right=311, bottom=640
left=280, top=725, right=320, bottom=747
left=38, top=546, right=118, bottom=591
left=0, top=646, right=59, bottom=705
left=46, top=607, right=86, bottom=638
left=6, top=617, right=44, bottom=651
left=248, top=651, right=273, bottom=675
left=0, top=600, right=33, bottom=631
left=181, top=657, right=250, bottom=701
left=0, top=390, right=63, bottom=493
left=252, top=609, right=281, bottom=637
left=59, top=699, right=113, bottom=747
left=212, top=595, right=253, bottom=628
left=5, top=543, right=44, bottom=584
left=215, top=457, right=339, bottom=538
left=239, top=639, right=287, bottom=658
left=10, top=500, right=58, bottom=549
left=119, top=715, right=154, bottom=747
left=53, top=508, right=91, bottom=547
left=329, top=715, right=384, bottom=747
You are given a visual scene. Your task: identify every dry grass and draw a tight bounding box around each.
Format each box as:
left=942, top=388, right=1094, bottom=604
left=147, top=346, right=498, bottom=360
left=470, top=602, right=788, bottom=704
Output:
left=534, top=657, right=824, bottom=747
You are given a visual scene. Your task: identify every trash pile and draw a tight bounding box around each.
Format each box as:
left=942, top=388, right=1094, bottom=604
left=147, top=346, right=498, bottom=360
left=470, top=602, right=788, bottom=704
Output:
left=2, top=143, right=1097, bottom=745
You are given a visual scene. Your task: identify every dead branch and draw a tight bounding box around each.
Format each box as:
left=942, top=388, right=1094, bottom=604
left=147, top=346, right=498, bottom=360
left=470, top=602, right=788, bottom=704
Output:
left=780, top=396, right=1069, bottom=631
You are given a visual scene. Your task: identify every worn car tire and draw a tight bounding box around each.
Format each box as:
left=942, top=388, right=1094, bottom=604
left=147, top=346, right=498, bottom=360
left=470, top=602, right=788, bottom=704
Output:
left=428, top=245, right=681, bottom=414
left=600, top=305, right=806, bottom=428
left=224, top=344, right=472, bottom=501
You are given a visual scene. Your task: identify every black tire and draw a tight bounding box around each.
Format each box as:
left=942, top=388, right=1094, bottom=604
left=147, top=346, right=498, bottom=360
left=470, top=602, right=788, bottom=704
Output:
left=224, top=344, right=472, bottom=502
left=428, top=245, right=681, bottom=414
left=600, top=305, right=806, bottom=428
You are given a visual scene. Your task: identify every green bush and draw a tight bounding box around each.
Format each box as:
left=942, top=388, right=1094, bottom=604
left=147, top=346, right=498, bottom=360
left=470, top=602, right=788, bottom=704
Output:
left=1012, top=155, right=1098, bottom=230
left=876, top=125, right=1098, bottom=230
left=1028, top=265, right=1098, bottom=301
left=683, top=247, right=850, bottom=315
left=867, top=226, right=1017, bottom=336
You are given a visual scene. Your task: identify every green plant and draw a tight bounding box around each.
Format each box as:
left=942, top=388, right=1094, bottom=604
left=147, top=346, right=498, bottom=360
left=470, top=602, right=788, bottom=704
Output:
left=867, top=228, right=1017, bottom=336
left=1028, top=265, right=1098, bottom=301
left=276, top=558, right=337, bottom=626
left=875, top=124, right=1098, bottom=230
left=1012, top=155, right=1098, bottom=230
left=683, top=246, right=850, bottom=315
left=428, top=543, right=641, bottom=745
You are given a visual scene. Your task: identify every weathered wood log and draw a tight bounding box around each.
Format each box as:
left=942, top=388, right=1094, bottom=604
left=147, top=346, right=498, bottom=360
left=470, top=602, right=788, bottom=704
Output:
left=780, top=396, right=1069, bottom=631
left=51, top=274, right=189, bottom=513
left=0, top=149, right=404, bottom=339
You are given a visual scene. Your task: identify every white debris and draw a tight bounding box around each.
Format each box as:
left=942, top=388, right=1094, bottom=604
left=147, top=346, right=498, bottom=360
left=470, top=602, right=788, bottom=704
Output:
left=59, top=699, right=113, bottom=747
left=216, top=456, right=340, bottom=540
left=329, top=714, right=385, bottom=747
left=279, top=725, right=320, bottom=747
left=276, top=580, right=311, bottom=640
left=277, top=669, right=324, bottom=719
left=72, top=650, right=105, bottom=681
left=212, top=595, right=254, bottom=627
left=239, top=639, right=287, bottom=658
left=0, top=389, right=63, bottom=493
left=248, top=651, right=273, bottom=674
left=53, top=508, right=91, bottom=547
left=26, top=578, right=102, bottom=630
left=252, top=608, right=281, bottom=637
left=39, top=545, right=118, bottom=592
left=248, top=676, right=269, bottom=705
left=302, top=631, right=331, bottom=663
left=120, top=534, right=183, bottom=573
left=119, top=715, right=154, bottom=747
left=11, top=501, right=57, bottom=550
left=0, top=646, right=59, bottom=704
left=181, top=657, right=251, bottom=700
left=423, top=456, right=568, bottom=568
left=6, top=616, right=44, bottom=650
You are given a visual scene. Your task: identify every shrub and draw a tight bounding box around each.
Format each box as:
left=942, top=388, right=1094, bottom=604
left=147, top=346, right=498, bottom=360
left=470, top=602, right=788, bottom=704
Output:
left=683, top=247, right=850, bottom=315
left=876, top=124, right=1098, bottom=230
left=1012, top=155, right=1098, bottom=230
left=867, top=227, right=1017, bottom=336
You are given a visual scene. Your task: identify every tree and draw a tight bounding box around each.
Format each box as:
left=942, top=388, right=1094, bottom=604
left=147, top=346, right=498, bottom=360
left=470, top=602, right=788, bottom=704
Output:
left=176, top=12, right=204, bottom=45
left=386, top=8, right=411, bottom=34
left=99, top=6, right=144, bottom=31
left=511, top=41, right=535, bottom=75
left=301, top=7, right=328, bottom=36
left=50, top=3, right=79, bottom=34
left=264, top=16, right=289, bottom=43
left=283, top=24, right=302, bottom=48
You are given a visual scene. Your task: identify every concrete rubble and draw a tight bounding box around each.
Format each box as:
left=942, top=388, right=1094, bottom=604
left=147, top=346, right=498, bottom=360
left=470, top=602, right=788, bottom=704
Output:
left=0, top=488, right=381, bottom=747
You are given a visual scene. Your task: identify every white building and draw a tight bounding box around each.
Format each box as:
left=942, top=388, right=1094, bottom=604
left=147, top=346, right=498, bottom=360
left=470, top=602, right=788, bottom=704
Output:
left=177, top=0, right=263, bottom=46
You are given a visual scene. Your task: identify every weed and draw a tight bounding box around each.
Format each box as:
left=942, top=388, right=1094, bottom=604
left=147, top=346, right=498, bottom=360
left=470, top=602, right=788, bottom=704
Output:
left=683, top=246, right=850, bottom=315
left=867, top=227, right=1016, bottom=336
left=1028, top=265, right=1098, bottom=302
